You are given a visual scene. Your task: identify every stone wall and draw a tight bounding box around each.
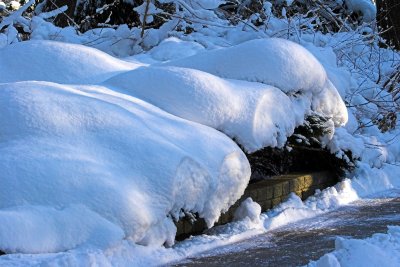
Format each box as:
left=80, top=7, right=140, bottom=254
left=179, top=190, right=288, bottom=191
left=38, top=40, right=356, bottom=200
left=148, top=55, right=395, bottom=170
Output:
left=176, top=171, right=338, bottom=239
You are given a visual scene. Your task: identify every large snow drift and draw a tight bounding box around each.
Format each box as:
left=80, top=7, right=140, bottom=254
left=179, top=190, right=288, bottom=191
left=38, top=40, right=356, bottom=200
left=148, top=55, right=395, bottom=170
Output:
left=165, top=38, right=348, bottom=127
left=166, top=38, right=325, bottom=94
left=0, top=37, right=350, bottom=258
left=0, top=81, right=251, bottom=253
left=105, top=38, right=347, bottom=152
left=0, top=40, right=139, bottom=84
left=105, top=66, right=306, bottom=152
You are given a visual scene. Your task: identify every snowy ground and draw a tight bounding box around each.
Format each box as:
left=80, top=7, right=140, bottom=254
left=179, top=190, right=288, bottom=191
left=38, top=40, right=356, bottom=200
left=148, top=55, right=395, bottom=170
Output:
left=174, top=190, right=400, bottom=266
left=1, top=0, right=400, bottom=265
left=1, top=168, right=400, bottom=267
left=309, top=226, right=400, bottom=267
left=0, top=38, right=399, bottom=266
left=0, top=36, right=349, bottom=257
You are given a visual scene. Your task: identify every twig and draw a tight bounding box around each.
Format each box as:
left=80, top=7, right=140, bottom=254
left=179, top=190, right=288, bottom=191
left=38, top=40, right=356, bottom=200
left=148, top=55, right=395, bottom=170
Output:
left=141, top=0, right=151, bottom=38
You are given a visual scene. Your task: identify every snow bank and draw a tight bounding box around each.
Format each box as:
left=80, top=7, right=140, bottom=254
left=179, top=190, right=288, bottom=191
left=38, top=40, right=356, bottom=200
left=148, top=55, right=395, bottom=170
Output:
left=104, top=66, right=307, bottom=152
left=0, top=81, right=251, bottom=253
left=0, top=205, right=124, bottom=253
left=254, top=160, right=400, bottom=233
left=0, top=40, right=139, bottom=84
left=105, top=38, right=348, bottom=151
left=165, top=38, right=348, bottom=127
left=166, top=38, right=322, bottom=93
left=308, top=226, right=400, bottom=267
left=2, top=163, right=400, bottom=266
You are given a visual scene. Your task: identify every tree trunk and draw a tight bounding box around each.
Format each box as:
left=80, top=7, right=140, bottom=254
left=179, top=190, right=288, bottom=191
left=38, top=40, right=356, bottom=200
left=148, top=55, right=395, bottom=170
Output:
left=377, top=0, right=400, bottom=50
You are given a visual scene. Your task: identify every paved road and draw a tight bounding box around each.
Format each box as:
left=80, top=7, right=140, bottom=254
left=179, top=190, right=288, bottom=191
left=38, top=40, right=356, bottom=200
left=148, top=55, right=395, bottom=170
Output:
left=174, top=190, right=400, bottom=266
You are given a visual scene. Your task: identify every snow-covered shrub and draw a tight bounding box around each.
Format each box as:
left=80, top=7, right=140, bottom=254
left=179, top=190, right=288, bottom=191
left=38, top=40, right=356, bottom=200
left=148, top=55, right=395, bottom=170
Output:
left=219, top=0, right=376, bottom=32
left=0, top=0, right=66, bottom=47
left=62, top=0, right=175, bottom=32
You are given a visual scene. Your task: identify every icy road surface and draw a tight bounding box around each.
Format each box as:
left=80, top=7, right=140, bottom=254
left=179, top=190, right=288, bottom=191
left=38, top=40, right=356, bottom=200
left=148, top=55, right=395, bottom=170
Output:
left=174, top=190, right=400, bottom=266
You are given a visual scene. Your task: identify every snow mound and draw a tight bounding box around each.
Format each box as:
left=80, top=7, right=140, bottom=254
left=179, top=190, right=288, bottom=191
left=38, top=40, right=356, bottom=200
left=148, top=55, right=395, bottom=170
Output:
left=105, top=62, right=346, bottom=151
left=233, top=198, right=261, bottom=224
left=165, top=38, right=348, bottom=126
left=0, top=81, right=251, bottom=253
left=104, top=66, right=308, bottom=152
left=166, top=38, right=326, bottom=94
left=0, top=40, right=139, bottom=84
left=148, top=37, right=205, bottom=61
left=0, top=205, right=124, bottom=253
left=308, top=226, right=400, bottom=267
